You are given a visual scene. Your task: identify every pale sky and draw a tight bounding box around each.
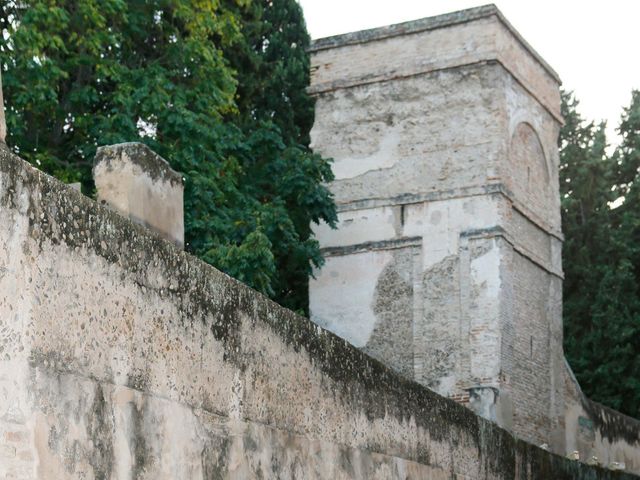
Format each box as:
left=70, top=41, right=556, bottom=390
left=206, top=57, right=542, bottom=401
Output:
left=298, top=0, right=639, bottom=144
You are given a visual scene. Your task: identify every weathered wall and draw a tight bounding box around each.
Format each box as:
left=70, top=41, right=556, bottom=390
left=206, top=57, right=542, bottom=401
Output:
left=1, top=143, right=637, bottom=476
left=308, top=4, right=565, bottom=450
left=564, top=363, right=640, bottom=473
left=307, top=4, right=640, bottom=474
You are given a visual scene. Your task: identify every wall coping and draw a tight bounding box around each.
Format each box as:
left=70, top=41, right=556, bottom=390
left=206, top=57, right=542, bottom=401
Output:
left=94, top=142, right=183, bottom=185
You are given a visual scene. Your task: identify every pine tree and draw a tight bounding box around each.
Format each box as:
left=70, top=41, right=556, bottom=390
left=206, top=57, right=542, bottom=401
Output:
left=561, top=90, right=640, bottom=417
left=596, top=90, right=640, bottom=415
left=560, top=91, right=613, bottom=366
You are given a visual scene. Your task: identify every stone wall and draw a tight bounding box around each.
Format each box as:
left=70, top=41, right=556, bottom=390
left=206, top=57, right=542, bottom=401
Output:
left=93, top=143, right=184, bottom=248
left=0, top=144, right=637, bottom=476
left=307, top=4, right=640, bottom=474
left=308, top=4, right=565, bottom=448
left=564, top=363, right=640, bottom=472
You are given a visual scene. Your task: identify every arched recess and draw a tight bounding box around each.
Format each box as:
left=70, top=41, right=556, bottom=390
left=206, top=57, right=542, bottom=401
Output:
left=509, top=122, right=551, bottom=217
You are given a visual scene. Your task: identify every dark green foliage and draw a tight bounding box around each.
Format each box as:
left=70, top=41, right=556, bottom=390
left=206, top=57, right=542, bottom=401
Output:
left=227, top=0, right=315, bottom=146
left=218, top=0, right=337, bottom=312
left=0, top=0, right=238, bottom=185
left=561, top=90, right=640, bottom=417
left=0, top=0, right=336, bottom=313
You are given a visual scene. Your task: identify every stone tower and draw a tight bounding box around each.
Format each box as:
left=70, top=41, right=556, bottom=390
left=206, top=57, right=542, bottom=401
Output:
left=308, top=5, right=565, bottom=449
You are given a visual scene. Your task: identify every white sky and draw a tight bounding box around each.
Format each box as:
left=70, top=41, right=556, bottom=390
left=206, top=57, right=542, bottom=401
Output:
left=299, top=0, right=640, bottom=143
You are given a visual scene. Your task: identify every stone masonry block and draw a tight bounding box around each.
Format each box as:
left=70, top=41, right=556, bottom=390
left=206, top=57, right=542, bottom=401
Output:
left=93, top=142, right=184, bottom=247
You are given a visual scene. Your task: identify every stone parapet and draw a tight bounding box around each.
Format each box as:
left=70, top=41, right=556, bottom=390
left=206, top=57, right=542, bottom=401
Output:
left=93, top=142, right=184, bottom=247
left=0, top=133, right=636, bottom=479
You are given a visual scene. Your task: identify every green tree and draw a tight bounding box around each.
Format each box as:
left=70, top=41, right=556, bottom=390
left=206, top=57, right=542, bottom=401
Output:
left=0, top=0, right=239, bottom=183
left=213, top=0, right=337, bottom=312
left=0, top=0, right=336, bottom=313
left=560, top=90, right=613, bottom=366
left=561, top=90, right=640, bottom=417
left=598, top=90, right=640, bottom=414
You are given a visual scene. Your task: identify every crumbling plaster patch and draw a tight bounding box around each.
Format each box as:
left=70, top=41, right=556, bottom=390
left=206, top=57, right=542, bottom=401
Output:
left=364, top=247, right=416, bottom=378
left=310, top=250, right=393, bottom=348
